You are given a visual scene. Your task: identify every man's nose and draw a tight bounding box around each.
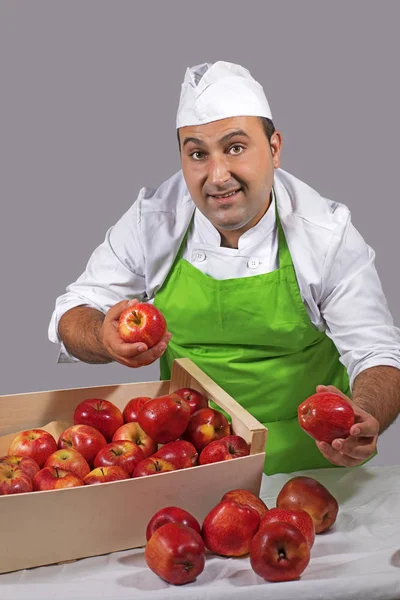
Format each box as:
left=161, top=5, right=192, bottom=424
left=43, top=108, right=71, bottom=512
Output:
left=207, top=155, right=231, bottom=187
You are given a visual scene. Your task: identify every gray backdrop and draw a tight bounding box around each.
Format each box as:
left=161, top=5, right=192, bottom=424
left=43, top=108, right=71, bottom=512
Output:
left=1, top=1, right=399, bottom=465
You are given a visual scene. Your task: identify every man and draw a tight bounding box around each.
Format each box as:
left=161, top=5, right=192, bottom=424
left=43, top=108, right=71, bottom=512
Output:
left=49, top=61, right=400, bottom=475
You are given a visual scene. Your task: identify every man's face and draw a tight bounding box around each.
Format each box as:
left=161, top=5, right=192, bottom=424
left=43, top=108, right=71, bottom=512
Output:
left=179, top=116, right=282, bottom=242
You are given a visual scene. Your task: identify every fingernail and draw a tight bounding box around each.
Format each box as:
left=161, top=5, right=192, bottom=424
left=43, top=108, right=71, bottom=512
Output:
left=334, top=441, right=342, bottom=450
left=353, top=427, right=360, bottom=436
left=158, top=344, right=166, bottom=353
left=138, top=345, right=146, bottom=352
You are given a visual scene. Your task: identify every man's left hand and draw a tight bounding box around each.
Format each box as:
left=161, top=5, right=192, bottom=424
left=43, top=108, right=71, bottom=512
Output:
left=314, top=384, right=379, bottom=467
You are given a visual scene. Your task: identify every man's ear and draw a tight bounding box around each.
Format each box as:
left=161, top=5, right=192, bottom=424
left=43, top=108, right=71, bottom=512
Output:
left=270, top=131, right=283, bottom=168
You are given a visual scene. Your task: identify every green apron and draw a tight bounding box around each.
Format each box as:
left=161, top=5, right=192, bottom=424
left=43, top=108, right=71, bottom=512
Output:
left=153, top=200, right=350, bottom=475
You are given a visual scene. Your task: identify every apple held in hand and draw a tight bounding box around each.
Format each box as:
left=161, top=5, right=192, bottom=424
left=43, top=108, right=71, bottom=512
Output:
left=145, top=523, right=206, bottom=585
left=250, top=521, right=310, bottom=582
left=0, top=464, right=33, bottom=495
left=132, top=457, right=177, bottom=478
left=199, top=435, right=250, bottom=465
left=58, top=424, right=107, bottom=465
left=146, top=506, right=201, bottom=541
left=74, top=398, right=124, bottom=442
left=33, top=466, right=83, bottom=491
left=83, top=466, right=130, bottom=485
left=8, top=429, right=58, bottom=468
left=0, top=455, right=40, bottom=480
left=201, top=500, right=260, bottom=557
left=221, top=489, right=269, bottom=519
left=260, top=507, right=315, bottom=548
left=112, top=422, right=157, bottom=458
left=94, top=440, right=144, bottom=476
left=154, top=440, right=198, bottom=469
left=138, top=393, right=191, bottom=444
left=173, top=388, right=208, bottom=415
left=45, top=448, right=91, bottom=480
left=123, top=396, right=152, bottom=423
left=298, top=391, right=355, bottom=443
left=183, top=407, right=231, bottom=453
left=119, top=302, right=167, bottom=347
left=276, top=476, right=339, bottom=533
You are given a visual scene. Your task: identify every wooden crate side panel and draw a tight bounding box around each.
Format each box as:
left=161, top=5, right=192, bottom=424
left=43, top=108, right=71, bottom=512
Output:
left=0, top=453, right=265, bottom=574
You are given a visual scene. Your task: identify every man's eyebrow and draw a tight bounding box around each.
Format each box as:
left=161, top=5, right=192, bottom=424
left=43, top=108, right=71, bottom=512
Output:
left=182, top=130, right=250, bottom=148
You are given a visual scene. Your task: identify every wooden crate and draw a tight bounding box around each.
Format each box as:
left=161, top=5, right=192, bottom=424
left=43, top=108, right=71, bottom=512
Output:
left=0, top=358, right=267, bottom=574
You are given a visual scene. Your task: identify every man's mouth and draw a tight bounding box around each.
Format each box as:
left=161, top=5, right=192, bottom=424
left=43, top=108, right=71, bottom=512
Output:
left=208, top=188, right=242, bottom=201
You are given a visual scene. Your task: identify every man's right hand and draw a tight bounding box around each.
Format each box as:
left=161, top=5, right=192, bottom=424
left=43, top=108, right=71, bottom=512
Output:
left=99, top=299, right=172, bottom=368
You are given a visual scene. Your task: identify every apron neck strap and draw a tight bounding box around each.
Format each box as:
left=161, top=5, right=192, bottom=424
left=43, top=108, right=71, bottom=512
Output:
left=274, top=193, right=293, bottom=269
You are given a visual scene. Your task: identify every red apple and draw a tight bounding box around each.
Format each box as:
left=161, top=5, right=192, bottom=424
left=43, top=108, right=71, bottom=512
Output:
left=201, top=500, right=260, bottom=557
left=146, top=507, right=201, bottom=541
left=173, top=388, right=208, bottom=415
left=44, top=448, right=90, bottom=480
left=250, top=521, right=310, bottom=582
left=74, top=398, right=124, bottom=441
left=298, top=391, right=355, bottom=443
left=58, top=424, right=107, bottom=465
left=183, top=407, right=231, bottom=453
left=119, top=302, right=167, bottom=348
left=221, top=489, right=269, bottom=519
left=145, top=523, right=205, bottom=585
left=276, top=476, right=339, bottom=533
left=0, top=464, right=33, bottom=495
left=132, top=457, right=177, bottom=478
left=137, top=393, right=191, bottom=444
left=33, top=466, right=83, bottom=491
left=83, top=466, right=130, bottom=485
left=199, top=435, right=249, bottom=465
left=94, top=440, right=144, bottom=476
left=0, top=455, right=40, bottom=480
left=154, top=440, right=198, bottom=469
left=123, top=396, right=152, bottom=423
left=112, top=422, right=157, bottom=458
left=8, top=429, right=58, bottom=468
left=260, top=507, right=315, bottom=548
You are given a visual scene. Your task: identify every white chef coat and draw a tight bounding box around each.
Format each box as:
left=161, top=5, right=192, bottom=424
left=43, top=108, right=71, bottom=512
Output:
left=48, top=168, right=400, bottom=388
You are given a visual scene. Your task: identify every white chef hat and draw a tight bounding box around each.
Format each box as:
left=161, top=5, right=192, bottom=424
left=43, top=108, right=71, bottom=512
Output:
left=176, top=61, right=272, bottom=129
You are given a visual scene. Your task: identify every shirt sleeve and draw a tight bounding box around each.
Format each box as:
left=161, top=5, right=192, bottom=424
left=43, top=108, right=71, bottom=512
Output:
left=319, top=213, right=400, bottom=389
left=48, top=199, right=147, bottom=363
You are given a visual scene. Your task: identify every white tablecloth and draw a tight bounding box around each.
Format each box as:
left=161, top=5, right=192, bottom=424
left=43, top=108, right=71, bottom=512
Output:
left=2, top=465, right=400, bottom=600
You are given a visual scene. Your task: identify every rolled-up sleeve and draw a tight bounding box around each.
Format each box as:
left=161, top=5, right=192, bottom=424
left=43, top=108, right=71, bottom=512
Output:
left=48, top=198, right=147, bottom=363
left=319, top=214, right=400, bottom=389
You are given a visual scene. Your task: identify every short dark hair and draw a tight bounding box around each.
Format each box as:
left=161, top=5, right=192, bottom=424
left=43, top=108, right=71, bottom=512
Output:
left=177, top=116, right=275, bottom=151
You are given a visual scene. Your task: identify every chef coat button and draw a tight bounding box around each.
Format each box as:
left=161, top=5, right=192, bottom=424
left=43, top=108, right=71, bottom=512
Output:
left=247, top=258, right=260, bottom=269
left=194, top=251, right=206, bottom=262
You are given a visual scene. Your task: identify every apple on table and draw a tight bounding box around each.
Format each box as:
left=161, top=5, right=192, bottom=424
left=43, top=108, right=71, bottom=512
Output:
left=250, top=521, right=310, bottom=582
left=145, top=523, right=206, bottom=585
left=276, top=476, right=339, bottom=533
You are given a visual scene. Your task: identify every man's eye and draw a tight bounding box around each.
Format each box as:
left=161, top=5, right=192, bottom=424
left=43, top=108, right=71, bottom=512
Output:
left=190, top=151, right=205, bottom=161
left=229, top=145, right=244, bottom=155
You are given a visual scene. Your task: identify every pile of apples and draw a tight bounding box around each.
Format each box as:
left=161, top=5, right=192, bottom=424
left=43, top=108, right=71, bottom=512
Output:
left=145, top=476, right=339, bottom=584
left=0, top=387, right=251, bottom=493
